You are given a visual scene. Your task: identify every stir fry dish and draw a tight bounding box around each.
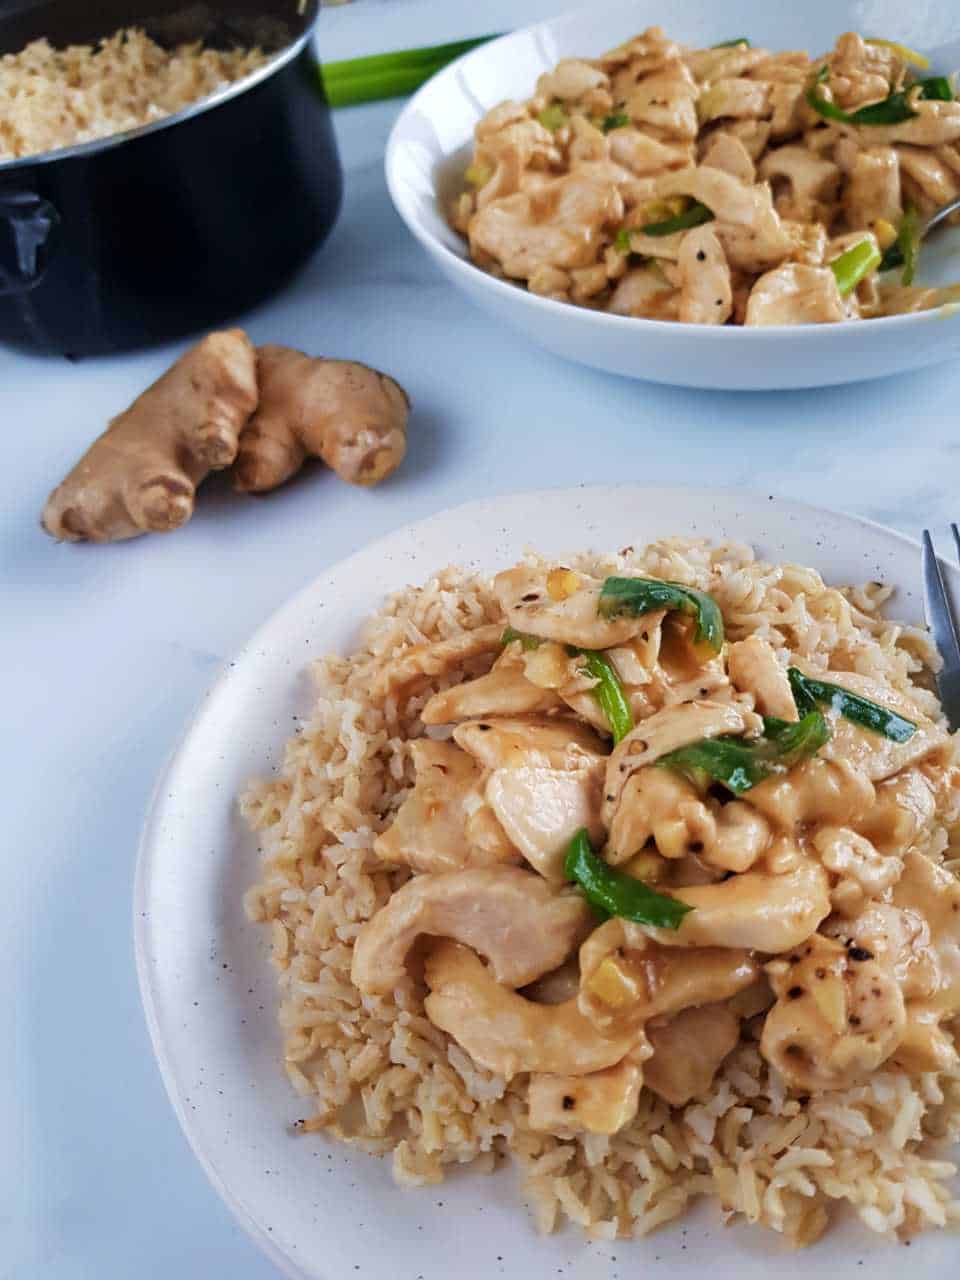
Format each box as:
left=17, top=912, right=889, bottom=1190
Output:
left=244, top=541, right=960, bottom=1245
left=450, top=29, right=960, bottom=323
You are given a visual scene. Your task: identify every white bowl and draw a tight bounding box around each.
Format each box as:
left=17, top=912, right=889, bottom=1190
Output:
left=136, top=485, right=960, bottom=1280
left=385, top=0, right=960, bottom=390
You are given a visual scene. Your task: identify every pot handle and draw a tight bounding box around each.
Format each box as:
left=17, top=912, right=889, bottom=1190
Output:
left=0, top=190, right=60, bottom=296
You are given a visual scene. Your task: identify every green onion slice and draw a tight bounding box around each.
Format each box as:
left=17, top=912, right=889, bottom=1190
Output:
left=598, top=577, right=724, bottom=655
left=830, top=239, right=882, bottom=296
left=880, top=204, right=922, bottom=284
left=712, top=37, right=751, bottom=48
left=658, top=711, right=831, bottom=794
left=565, top=828, right=692, bottom=929
left=602, top=112, right=631, bottom=132
left=641, top=201, right=714, bottom=237
left=787, top=668, right=917, bottom=741
left=501, top=629, right=633, bottom=742
left=500, top=627, right=541, bottom=651
left=579, top=650, right=634, bottom=743
left=537, top=103, right=569, bottom=130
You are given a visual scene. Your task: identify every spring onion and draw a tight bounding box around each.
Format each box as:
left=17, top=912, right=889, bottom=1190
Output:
left=501, top=627, right=541, bottom=651
left=865, top=38, right=930, bottom=70
left=879, top=204, right=922, bottom=284
left=641, top=201, right=714, bottom=236
left=565, top=828, right=693, bottom=929
left=787, top=668, right=917, bottom=741
left=806, top=65, right=954, bottom=127
left=500, top=629, right=633, bottom=742
left=712, top=38, right=751, bottom=49
left=598, top=577, right=724, bottom=655
left=602, top=112, right=631, bottom=132
left=658, top=711, right=831, bottom=794
left=538, top=103, right=569, bottom=130
left=579, top=650, right=634, bottom=743
left=320, top=35, right=501, bottom=107
left=829, top=238, right=882, bottom=296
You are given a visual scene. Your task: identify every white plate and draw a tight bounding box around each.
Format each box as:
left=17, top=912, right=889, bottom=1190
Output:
left=385, top=0, right=960, bottom=390
left=136, top=486, right=959, bottom=1280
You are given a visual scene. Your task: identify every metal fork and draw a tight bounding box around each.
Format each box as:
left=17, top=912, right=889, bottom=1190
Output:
left=922, top=526, right=960, bottom=730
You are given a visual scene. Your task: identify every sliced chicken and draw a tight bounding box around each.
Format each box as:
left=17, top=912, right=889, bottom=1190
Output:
left=814, top=826, right=903, bottom=914
left=536, top=58, right=609, bottom=102
left=892, top=850, right=960, bottom=1018
left=843, top=146, right=902, bottom=230
left=453, top=715, right=606, bottom=772
left=420, top=649, right=564, bottom=725
left=528, top=1054, right=646, bottom=1136
left=623, top=60, right=699, bottom=140
left=604, top=699, right=758, bottom=818
left=745, top=264, right=846, bottom=325
left=653, top=164, right=766, bottom=225
left=493, top=564, right=648, bottom=649
left=375, top=740, right=516, bottom=874
left=698, top=132, right=756, bottom=184
left=684, top=45, right=769, bottom=84
left=607, top=265, right=679, bottom=319
left=855, top=768, right=936, bottom=856
left=899, top=146, right=960, bottom=215
left=486, top=765, right=603, bottom=883
left=642, top=859, right=831, bottom=952
left=608, top=129, right=693, bottom=176
left=676, top=225, right=732, bottom=324
left=761, top=934, right=906, bottom=1090
left=643, top=1003, right=740, bottom=1105
left=811, top=670, right=948, bottom=781
left=351, top=866, right=591, bottom=995
left=747, top=757, right=876, bottom=831
left=578, top=917, right=759, bottom=1033
left=759, top=145, right=841, bottom=222
left=521, top=639, right=617, bottom=732
left=609, top=766, right=773, bottom=872
left=424, top=941, right=640, bottom=1078
left=371, top=624, right=504, bottom=699
left=607, top=767, right=715, bottom=863
left=468, top=171, right=623, bottom=281
left=727, top=635, right=797, bottom=719
left=697, top=78, right=771, bottom=126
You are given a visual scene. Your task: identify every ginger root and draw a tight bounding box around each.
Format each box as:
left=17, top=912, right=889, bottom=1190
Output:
left=42, top=329, right=258, bottom=542
left=233, top=344, right=409, bottom=493
left=41, top=332, right=410, bottom=544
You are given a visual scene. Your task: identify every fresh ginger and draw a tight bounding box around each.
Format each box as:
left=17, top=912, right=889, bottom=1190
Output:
left=42, top=329, right=258, bottom=542
left=232, top=344, right=409, bottom=493
left=41, top=332, right=411, bottom=544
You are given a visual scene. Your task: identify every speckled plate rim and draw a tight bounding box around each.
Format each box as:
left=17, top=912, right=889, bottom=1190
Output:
left=134, top=485, right=960, bottom=1280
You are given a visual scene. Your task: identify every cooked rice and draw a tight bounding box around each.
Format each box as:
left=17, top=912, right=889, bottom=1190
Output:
left=243, top=538, right=960, bottom=1246
left=0, top=28, right=267, bottom=162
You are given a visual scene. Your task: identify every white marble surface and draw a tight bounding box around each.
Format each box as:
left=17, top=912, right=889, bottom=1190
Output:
left=4, top=3, right=960, bottom=1277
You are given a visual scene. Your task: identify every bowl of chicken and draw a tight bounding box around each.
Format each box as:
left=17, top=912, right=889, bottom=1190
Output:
left=385, top=0, right=960, bottom=389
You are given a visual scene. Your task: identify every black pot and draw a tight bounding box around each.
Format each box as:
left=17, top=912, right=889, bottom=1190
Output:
left=0, top=0, right=342, bottom=357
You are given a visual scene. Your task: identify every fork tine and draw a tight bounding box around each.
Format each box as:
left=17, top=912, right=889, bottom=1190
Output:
left=922, top=529, right=960, bottom=731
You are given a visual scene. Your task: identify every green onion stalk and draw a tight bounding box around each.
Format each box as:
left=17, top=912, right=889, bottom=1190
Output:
left=320, top=34, right=500, bottom=107
left=565, top=828, right=693, bottom=929
left=659, top=711, right=831, bottom=794
left=787, top=668, right=917, bottom=741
